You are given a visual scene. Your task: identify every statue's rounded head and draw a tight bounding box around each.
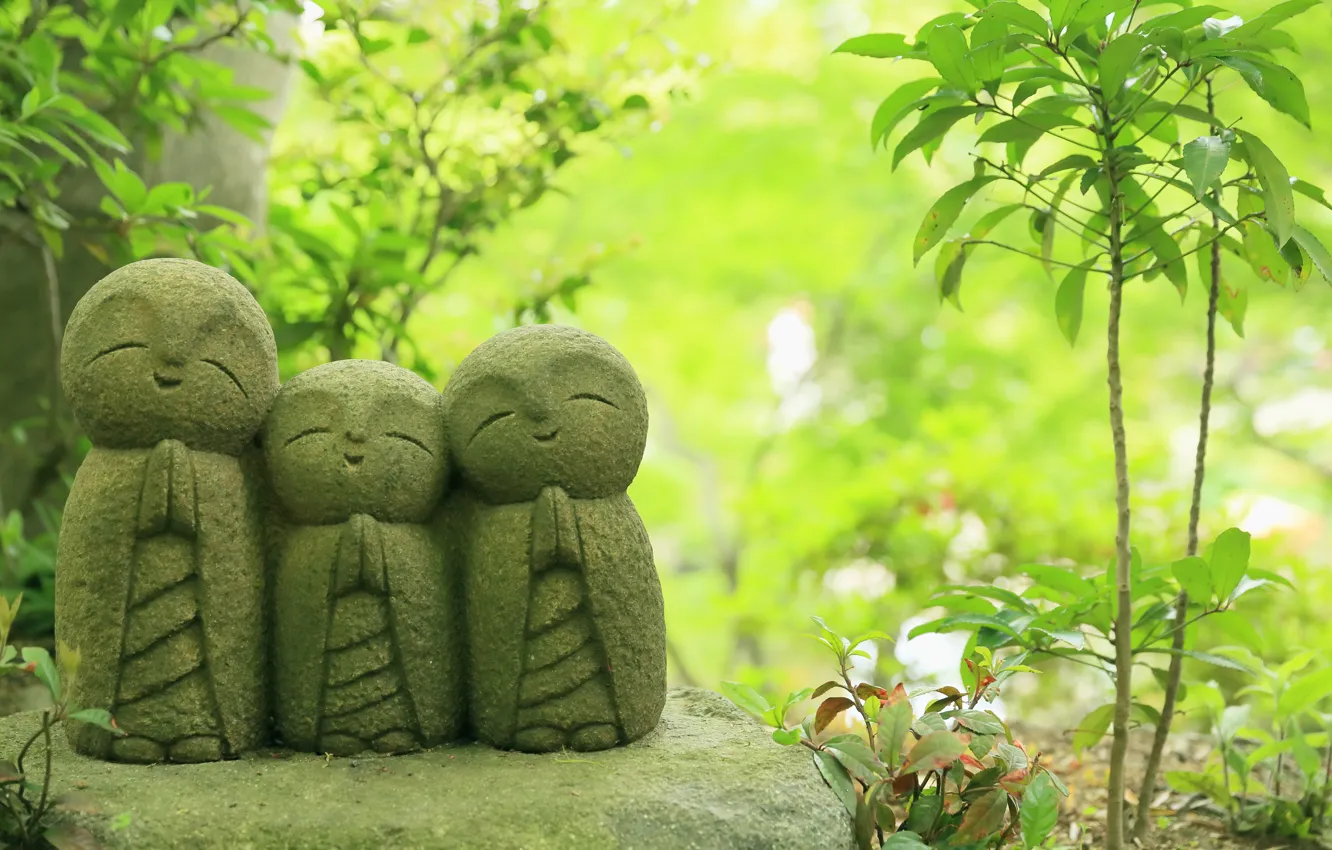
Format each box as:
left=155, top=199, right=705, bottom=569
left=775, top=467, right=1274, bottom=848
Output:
left=60, top=259, right=278, bottom=454
left=265, top=359, right=447, bottom=525
left=441, top=325, right=648, bottom=505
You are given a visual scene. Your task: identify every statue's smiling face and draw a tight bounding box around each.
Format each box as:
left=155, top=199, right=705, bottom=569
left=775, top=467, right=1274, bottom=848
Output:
left=60, top=260, right=278, bottom=454
left=443, top=326, right=648, bottom=505
left=266, top=360, right=447, bottom=525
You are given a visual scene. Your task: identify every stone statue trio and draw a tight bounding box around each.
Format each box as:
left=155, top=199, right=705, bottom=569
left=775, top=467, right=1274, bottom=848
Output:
left=53, top=259, right=667, bottom=764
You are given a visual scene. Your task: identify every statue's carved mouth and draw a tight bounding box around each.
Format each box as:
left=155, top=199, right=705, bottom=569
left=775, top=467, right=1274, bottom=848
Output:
left=534, top=429, right=559, bottom=443
left=153, top=373, right=182, bottom=390
left=344, top=453, right=364, bottom=469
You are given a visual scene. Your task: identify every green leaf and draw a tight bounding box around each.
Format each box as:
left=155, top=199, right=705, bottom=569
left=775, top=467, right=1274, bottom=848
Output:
left=879, top=698, right=915, bottom=767
left=1291, top=225, right=1332, bottom=285
left=1137, top=6, right=1227, bottom=33
left=1218, top=282, right=1248, bottom=337
left=936, top=238, right=970, bottom=309
left=978, top=114, right=1082, bottom=144
left=827, top=738, right=883, bottom=784
left=970, top=203, right=1024, bottom=239
left=1040, top=154, right=1098, bottom=178
left=1055, top=261, right=1093, bottom=345
left=1171, top=649, right=1254, bottom=672
left=1073, top=704, right=1115, bottom=756
left=1021, top=564, right=1097, bottom=600
left=882, top=832, right=930, bottom=850
left=906, top=613, right=1025, bottom=642
left=1171, top=556, right=1212, bottom=604
left=1182, top=136, right=1231, bottom=200
left=914, top=177, right=998, bottom=265
left=951, top=709, right=1006, bottom=735
left=1098, top=33, right=1149, bottom=101
left=1166, top=770, right=1230, bottom=805
left=1277, top=668, right=1332, bottom=720
left=212, top=105, right=273, bottom=144
left=870, top=78, right=943, bottom=149
left=835, top=33, right=913, bottom=58
left=1209, top=527, right=1250, bottom=602
left=68, top=708, right=119, bottom=734
left=1292, top=179, right=1332, bottom=211
left=928, top=25, right=979, bottom=94
left=1223, top=57, right=1310, bottom=128
left=720, top=681, right=772, bottom=721
left=902, top=730, right=968, bottom=774
left=813, top=750, right=858, bottom=816
left=109, top=0, right=148, bottom=26
left=984, top=1, right=1050, bottom=37
left=1139, top=223, right=1189, bottom=299
left=970, top=16, right=1010, bottom=86
left=1240, top=131, right=1295, bottom=249
left=20, top=647, right=59, bottom=702
left=893, top=106, right=977, bottom=170
left=1021, top=773, right=1060, bottom=849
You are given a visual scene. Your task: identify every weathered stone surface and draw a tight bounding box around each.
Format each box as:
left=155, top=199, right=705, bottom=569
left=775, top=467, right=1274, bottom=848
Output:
left=55, top=259, right=277, bottom=762
left=19, top=688, right=855, bottom=850
left=441, top=325, right=666, bottom=753
left=264, top=359, right=462, bottom=755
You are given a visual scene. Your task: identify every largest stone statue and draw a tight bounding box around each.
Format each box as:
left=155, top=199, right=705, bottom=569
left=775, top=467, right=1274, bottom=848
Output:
left=54, top=258, right=278, bottom=762
left=442, top=325, right=667, bottom=753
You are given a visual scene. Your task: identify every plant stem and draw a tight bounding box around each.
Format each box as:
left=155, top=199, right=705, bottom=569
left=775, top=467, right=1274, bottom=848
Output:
left=1103, top=122, right=1135, bottom=850
left=1133, top=75, right=1222, bottom=843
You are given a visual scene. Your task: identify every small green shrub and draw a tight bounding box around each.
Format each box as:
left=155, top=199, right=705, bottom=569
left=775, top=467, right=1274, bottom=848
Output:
left=725, top=618, right=1067, bottom=849
left=1166, top=648, right=1332, bottom=839
left=0, top=593, right=123, bottom=850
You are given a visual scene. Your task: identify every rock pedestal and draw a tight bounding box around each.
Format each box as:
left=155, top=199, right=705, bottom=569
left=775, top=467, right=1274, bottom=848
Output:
left=20, top=689, right=854, bottom=849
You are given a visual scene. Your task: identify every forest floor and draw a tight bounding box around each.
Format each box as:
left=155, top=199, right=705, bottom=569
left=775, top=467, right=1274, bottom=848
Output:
left=1010, top=718, right=1329, bottom=850
left=0, top=675, right=1324, bottom=849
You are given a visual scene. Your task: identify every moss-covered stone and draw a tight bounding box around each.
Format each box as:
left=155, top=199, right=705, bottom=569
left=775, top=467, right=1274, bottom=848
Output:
left=19, top=688, right=854, bottom=849
left=55, top=259, right=278, bottom=763
left=264, top=360, right=462, bottom=755
left=441, top=326, right=665, bottom=753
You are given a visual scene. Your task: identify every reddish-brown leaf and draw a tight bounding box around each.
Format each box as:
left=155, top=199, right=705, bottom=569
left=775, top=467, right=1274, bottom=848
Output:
left=855, top=683, right=890, bottom=701
left=892, top=772, right=917, bottom=796
left=886, top=683, right=909, bottom=705
left=902, top=730, right=968, bottom=774
left=815, top=697, right=855, bottom=733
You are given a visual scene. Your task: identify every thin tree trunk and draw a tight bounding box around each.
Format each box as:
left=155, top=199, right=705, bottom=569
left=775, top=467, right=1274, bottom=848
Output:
left=1133, top=78, right=1222, bottom=841
left=1104, top=162, right=1134, bottom=850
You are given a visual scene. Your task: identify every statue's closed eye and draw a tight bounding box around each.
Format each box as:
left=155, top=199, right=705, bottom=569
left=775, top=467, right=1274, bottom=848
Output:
left=284, top=426, right=330, bottom=447
left=567, top=392, right=618, bottom=409
left=201, top=358, right=248, bottom=398
left=88, top=342, right=147, bottom=364
left=470, top=411, right=514, bottom=444
left=387, top=431, right=433, bottom=456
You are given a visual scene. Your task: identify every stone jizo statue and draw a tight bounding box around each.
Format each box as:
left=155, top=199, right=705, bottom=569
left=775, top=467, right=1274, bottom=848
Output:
left=442, top=325, right=667, bottom=753
left=55, top=258, right=278, bottom=763
left=265, top=359, right=462, bottom=755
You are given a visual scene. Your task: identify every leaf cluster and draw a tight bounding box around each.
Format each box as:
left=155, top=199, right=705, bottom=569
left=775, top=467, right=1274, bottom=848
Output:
left=1167, top=650, right=1332, bottom=839
left=838, top=0, right=1331, bottom=340
left=724, top=618, right=1066, bottom=849
left=255, top=0, right=677, bottom=372
left=0, top=593, right=123, bottom=850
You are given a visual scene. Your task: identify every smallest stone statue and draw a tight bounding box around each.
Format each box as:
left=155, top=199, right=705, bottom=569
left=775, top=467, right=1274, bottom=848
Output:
left=443, top=325, right=667, bottom=753
left=265, top=359, right=463, bottom=755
